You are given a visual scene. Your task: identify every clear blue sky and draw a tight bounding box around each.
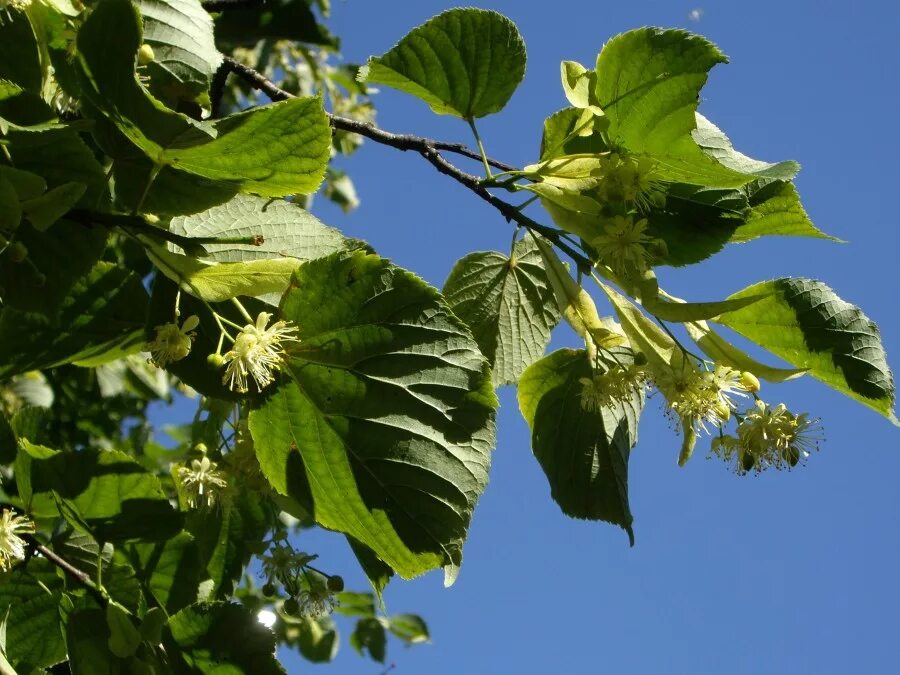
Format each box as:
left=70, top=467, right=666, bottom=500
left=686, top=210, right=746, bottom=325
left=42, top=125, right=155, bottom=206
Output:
left=169, top=1, right=900, bottom=672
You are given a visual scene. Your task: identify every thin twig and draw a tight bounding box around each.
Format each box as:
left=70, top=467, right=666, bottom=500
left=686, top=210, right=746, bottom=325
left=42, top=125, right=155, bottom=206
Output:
left=218, top=57, right=518, bottom=173
left=201, top=0, right=267, bottom=10
left=219, top=57, right=593, bottom=267
left=23, top=535, right=108, bottom=606
left=67, top=210, right=263, bottom=255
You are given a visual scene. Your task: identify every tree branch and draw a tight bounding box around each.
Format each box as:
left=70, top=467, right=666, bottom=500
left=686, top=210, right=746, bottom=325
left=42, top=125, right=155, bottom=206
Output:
left=219, top=57, right=518, bottom=173
left=23, top=534, right=108, bottom=606
left=218, top=57, right=592, bottom=267
left=201, top=0, right=266, bottom=11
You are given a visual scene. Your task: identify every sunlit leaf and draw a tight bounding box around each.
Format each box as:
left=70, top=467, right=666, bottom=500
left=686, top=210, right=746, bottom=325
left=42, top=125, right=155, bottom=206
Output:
left=715, top=278, right=897, bottom=423
left=250, top=251, right=497, bottom=581
left=360, top=8, right=526, bottom=119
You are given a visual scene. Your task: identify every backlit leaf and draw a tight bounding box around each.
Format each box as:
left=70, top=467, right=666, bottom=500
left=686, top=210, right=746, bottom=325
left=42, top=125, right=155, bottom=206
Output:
left=518, top=348, right=640, bottom=543
left=714, top=278, right=897, bottom=423
left=443, top=233, right=561, bottom=386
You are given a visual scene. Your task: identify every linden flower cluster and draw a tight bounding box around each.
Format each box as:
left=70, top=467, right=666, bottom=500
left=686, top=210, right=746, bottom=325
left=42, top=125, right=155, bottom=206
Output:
left=590, top=215, right=665, bottom=277
left=146, top=315, right=199, bottom=367
left=579, top=364, right=647, bottom=411
left=0, top=509, right=34, bottom=572
left=594, top=153, right=661, bottom=209
left=657, top=364, right=753, bottom=434
left=221, top=312, right=299, bottom=393
left=711, top=400, right=822, bottom=474
left=261, top=540, right=340, bottom=618
left=176, top=455, right=228, bottom=509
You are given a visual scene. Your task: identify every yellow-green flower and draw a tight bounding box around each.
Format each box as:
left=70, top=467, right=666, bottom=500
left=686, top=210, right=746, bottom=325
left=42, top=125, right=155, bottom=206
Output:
left=711, top=400, right=822, bottom=473
left=579, top=365, right=646, bottom=411
left=657, top=364, right=750, bottom=434
left=147, top=315, right=199, bottom=367
left=0, top=509, right=34, bottom=571
left=221, top=312, right=299, bottom=393
left=176, top=456, right=228, bottom=509
left=590, top=215, right=663, bottom=277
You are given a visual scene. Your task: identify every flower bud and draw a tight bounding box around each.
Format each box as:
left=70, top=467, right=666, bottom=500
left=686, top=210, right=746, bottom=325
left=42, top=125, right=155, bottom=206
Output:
left=138, top=43, right=155, bottom=66
left=326, top=575, right=344, bottom=593
left=7, top=242, right=27, bottom=263
left=712, top=400, right=731, bottom=424
left=262, top=582, right=277, bottom=597
left=207, top=353, right=225, bottom=369
left=283, top=597, right=300, bottom=616
left=740, top=371, right=761, bottom=393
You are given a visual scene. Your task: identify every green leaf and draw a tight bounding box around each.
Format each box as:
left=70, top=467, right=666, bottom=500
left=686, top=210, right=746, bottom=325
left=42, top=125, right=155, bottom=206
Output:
left=347, top=538, right=393, bottom=601
left=443, top=234, right=561, bottom=387
left=26, top=446, right=183, bottom=541
left=4, top=126, right=107, bottom=206
left=168, top=194, right=347, bottom=272
left=0, top=175, right=21, bottom=230
left=0, top=262, right=148, bottom=378
left=65, top=608, right=125, bottom=675
left=0, top=11, right=41, bottom=92
left=187, top=486, right=270, bottom=597
left=560, top=61, right=594, bottom=109
left=250, top=251, right=497, bottom=581
left=138, top=0, right=222, bottom=98
left=77, top=0, right=330, bottom=197
left=21, top=182, right=86, bottom=231
left=145, top=241, right=300, bottom=303
left=684, top=319, right=807, bottom=383
left=165, top=602, right=284, bottom=674
left=0, top=218, right=107, bottom=316
left=0, top=559, right=66, bottom=671
left=386, top=613, right=430, bottom=644
left=595, top=28, right=752, bottom=187
left=693, top=113, right=799, bottom=180
left=644, top=190, right=744, bottom=267
left=0, top=166, right=46, bottom=201
left=732, top=180, right=837, bottom=242
left=641, top=292, right=768, bottom=322
left=540, top=107, right=608, bottom=161
left=359, top=8, right=526, bottom=119
left=350, top=618, right=386, bottom=663
left=213, top=0, right=339, bottom=49
left=518, top=349, right=640, bottom=543
left=714, top=278, right=897, bottom=423
left=106, top=604, right=141, bottom=658
left=123, top=532, right=201, bottom=614
left=333, top=592, right=376, bottom=619
left=295, top=615, right=338, bottom=663
left=600, top=282, right=688, bottom=377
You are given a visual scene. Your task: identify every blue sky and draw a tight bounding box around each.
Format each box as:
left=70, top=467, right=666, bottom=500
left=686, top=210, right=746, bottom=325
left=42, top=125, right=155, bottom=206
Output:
left=166, top=1, right=900, bottom=672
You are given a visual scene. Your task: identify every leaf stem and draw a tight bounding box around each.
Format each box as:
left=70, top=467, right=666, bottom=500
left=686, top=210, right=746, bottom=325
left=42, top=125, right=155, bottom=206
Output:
left=230, top=297, right=254, bottom=324
left=467, top=118, right=492, bottom=178
left=22, top=534, right=109, bottom=606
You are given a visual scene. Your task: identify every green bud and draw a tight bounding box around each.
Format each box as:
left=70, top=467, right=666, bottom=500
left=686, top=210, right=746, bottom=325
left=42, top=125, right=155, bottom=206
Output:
left=740, top=371, right=761, bottom=393
left=326, top=575, right=344, bottom=593
left=7, top=241, right=27, bottom=263
left=713, top=400, right=731, bottom=423
left=207, top=353, right=225, bottom=369
left=138, top=43, right=155, bottom=66
left=741, top=451, right=756, bottom=473
left=283, top=597, right=300, bottom=616
left=262, top=582, right=277, bottom=597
